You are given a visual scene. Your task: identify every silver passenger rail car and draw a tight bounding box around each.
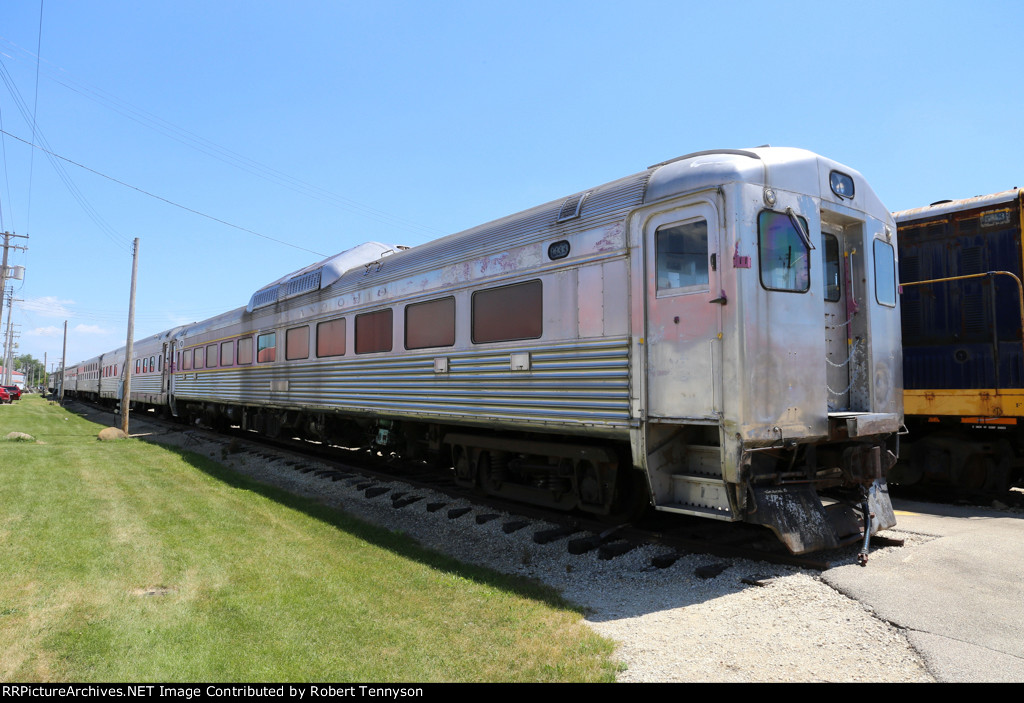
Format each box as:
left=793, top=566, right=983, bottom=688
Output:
left=153, top=146, right=901, bottom=554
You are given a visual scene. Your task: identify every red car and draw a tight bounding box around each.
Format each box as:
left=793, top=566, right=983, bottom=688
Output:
left=2, top=385, right=20, bottom=401
left=0, top=387, right=9, bottom=404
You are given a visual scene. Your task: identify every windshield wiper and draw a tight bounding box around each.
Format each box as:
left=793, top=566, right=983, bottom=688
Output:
left=786, top=207, right=815, bottom=250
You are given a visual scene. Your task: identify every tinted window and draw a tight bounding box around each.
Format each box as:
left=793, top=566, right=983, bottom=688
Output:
left=182, top=352, right=191, bottom=371
left=316, top=319, right=346, bottom=358
left=238, top=337, right=253, bottom=365
left=206, top=345, right=218, bottom=368
left=286, top=326, right=310, bottom=360
left=356, top=309, right=393, bottom=354
left=406, top=297, right=455, bottom=349
left=822, top=233, right=841, bottom=302
left=257, top=333, right=276, bottom=363
left=220, top=341, right=234, bottom=367
left=193, top=348, right=204, bottom=369
left=874, top=239, right=897, bottom=307
left=656, top=219, right=708, bottom=292
left=758, top=210, right=810, bottom=292
left=472, top=280, right=542, bottom=344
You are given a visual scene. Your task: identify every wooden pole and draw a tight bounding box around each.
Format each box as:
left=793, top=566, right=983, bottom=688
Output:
left=59, top=320, right=67, bottom=403
left=121, top=238, right=139, bottom=435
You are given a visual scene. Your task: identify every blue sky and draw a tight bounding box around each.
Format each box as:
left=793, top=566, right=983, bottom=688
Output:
left=2, top=0, right=1022, bottom=367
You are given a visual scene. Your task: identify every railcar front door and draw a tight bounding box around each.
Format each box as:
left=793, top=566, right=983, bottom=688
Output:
left=822, top=224, right=853, bottom=411
left=644, top=202, right=721, bottom=419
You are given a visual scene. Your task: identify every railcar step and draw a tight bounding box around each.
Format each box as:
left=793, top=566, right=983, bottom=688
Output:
left=664, top=473, right=735, bottom=519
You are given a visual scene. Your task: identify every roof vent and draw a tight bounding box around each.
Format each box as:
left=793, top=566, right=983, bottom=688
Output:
left=556, top=191, right=590, bottom=222
left=284, top=269, right=322, bottom=297
left=250, top=287, right=279, bottom=309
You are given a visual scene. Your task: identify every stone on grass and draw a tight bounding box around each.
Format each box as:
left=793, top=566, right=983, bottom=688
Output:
left=98, top=427, right=129, bottom=441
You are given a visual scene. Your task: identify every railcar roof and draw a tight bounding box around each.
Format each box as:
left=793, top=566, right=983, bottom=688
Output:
left=894, top=188, right=1021, bottom=223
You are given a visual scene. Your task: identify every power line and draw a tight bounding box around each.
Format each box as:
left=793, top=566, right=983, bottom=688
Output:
left=0, top=56, right=132, bottom=252
left=0, top=128, right=330, bottom=258
left=0, top=36, right=444, bottom=238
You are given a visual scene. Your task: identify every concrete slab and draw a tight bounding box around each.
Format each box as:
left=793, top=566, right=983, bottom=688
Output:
left=825, top=499, right=1024, bottom=682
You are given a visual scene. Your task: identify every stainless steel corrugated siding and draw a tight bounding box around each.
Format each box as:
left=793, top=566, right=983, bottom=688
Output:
left=323, top=172, right=650, bottom=296
left=174, top=337, right=631, bottom=435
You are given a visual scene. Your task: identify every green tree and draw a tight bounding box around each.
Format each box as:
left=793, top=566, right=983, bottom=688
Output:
left=14, top=353, right=46, bottom=386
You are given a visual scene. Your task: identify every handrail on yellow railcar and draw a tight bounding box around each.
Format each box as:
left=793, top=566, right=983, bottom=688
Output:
left=900, top=270, right=1024, bottom=396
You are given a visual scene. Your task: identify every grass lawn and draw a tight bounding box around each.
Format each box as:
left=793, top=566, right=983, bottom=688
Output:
left=0, top=396, right=618, bottom=682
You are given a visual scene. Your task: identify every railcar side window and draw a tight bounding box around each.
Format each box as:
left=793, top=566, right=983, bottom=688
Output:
left=220, top=341, right=234, bottom=367
left=823, top=234, right=841, bottom=302
left=472, top=280, right=543, bottom=344
left=874, top=238, right=897, bottom=307
left=193, top=348, right=204, bottom=369
left=355, top=309, right=393, bottom=354
left=151, top=356, right=157, bottom=372
left=406, top=297, right=455, bottom=350
left=238, top=337, right=253, bottom=365
left=206, top=345, right=217, bottom=368
left=656, top=219, right=709, bottom=293
left=137, top=359, right=142, bottom=374
left=316, top=319, right=346, bottom=357
left=257, top=333, right=277, bottom=363
left=286, top=326, right=310, bottom=360
left=758, top=210, right=810, bottom=293
left=182, top=352, right=191, bottom=371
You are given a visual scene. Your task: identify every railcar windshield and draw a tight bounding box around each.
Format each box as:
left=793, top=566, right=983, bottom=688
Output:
left=758, top=210, right=810, bottom=292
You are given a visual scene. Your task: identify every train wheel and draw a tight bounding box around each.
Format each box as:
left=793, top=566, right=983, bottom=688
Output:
left=601, top=469, right=650, bottom=524
left=478, top=452, right=502, bottom=495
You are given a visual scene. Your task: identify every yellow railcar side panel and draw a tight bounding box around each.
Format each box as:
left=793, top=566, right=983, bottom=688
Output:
left=904, top=389, right=1024, bottom=418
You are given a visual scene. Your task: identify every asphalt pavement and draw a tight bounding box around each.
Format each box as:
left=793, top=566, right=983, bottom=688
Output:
left=824, top=497, right=1024, bottom=683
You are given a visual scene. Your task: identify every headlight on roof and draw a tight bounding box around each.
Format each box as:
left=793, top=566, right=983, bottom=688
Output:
left=830, top=170, right=855, bottom=199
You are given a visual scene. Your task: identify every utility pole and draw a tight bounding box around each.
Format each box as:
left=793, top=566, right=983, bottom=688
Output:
left=121, top=238, right=139, bottom=435
left=2, top=290, right=23, bottom=385
left=59, top=321, right=67, bottom=404
left=0, top=231, right=29, bottom=381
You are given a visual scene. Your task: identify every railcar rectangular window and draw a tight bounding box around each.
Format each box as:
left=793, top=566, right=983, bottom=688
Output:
left=206, top=345, right=217, bottom=368
left=136, top=359, right=141, bottom=374
left=182, top=351, right=191, bottom=371
left=316, top=318, right=346, bottom=357
left=656, top=219, right=709, bottom=293
left=193, top=348, right=204, bottom=369
left=874, top=238, right=897, bottom=307
left=758, top=210, right=810, bottom=293
left=257, top=333, right=276, bottom=363
left=143, top=358, right=148, bottom=373
left=406, top=297, right=455, bottom=349
left=151, top=356, right=157, bottom=373
left=238, top=337, right=253, bottom=365
left=220, top=341, right=234, bottom=367
left=286, top=326, right=310, bottom=360
left=472, top=280, right=543, bottom=344
left=355, top=309, right=393, bottom=354
left=823, top=234, right=841, bottom=302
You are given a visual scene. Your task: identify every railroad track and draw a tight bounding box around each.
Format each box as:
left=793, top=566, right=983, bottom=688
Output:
left=68, top=400, right=900, bottom=571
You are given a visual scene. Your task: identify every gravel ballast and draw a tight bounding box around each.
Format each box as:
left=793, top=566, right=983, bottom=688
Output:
left=122, top=420, right=933, bottom=684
